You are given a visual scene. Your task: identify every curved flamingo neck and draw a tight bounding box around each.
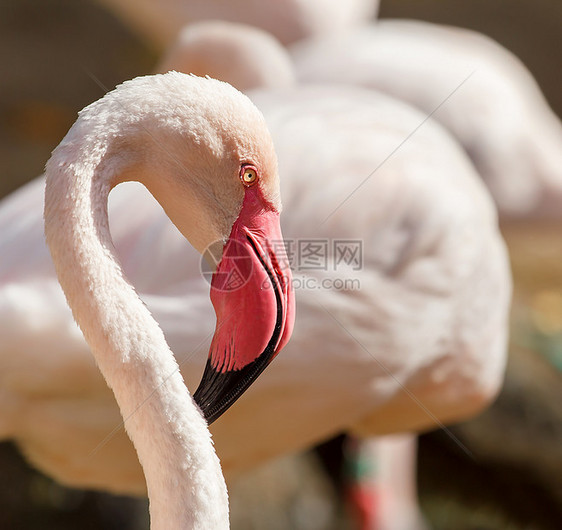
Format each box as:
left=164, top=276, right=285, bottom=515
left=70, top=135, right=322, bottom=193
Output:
left=44, top=99, right=229, bottom=529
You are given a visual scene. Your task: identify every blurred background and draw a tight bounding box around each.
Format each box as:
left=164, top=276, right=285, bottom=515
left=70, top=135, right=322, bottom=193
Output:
left=0, top=0, right=561, bottom=528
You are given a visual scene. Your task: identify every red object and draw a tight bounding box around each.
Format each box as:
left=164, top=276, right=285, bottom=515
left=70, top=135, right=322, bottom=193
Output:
left=210, top=186, right=294, bottom=370
left=347, top=484, right=380, bottom=530
left=194, top=185, right=295, bottom=423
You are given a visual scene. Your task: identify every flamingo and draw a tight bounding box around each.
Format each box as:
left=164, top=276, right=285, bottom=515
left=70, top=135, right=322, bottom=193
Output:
left=0, top=23, right=510, bottom=523
left=42, top=71, right=295, bottom=528
left=289, top=18, right=562, bottom=527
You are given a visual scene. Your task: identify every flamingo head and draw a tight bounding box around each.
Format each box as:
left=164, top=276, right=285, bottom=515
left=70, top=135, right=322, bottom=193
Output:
left=193, top=167, right=295, bottom=423
left=142, top=74, right=295, bottom=423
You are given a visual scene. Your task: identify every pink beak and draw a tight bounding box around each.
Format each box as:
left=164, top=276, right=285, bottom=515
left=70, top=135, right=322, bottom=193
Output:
left=193, top=186, right=295, bottom=424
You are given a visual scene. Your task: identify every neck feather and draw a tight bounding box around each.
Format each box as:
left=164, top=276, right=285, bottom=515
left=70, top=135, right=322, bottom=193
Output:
left=44, top=116, right=228, bottom=529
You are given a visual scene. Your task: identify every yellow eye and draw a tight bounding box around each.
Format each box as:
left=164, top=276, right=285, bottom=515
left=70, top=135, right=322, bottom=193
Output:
left=240, top=165, right=258, bottom=187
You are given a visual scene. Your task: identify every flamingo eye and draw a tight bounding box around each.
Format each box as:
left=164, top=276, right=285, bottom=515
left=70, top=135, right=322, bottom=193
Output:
left=240, top=165, right=258, bottom=187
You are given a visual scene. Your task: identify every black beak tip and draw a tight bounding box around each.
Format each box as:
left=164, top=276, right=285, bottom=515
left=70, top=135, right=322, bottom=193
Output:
left=192, top=360, right=228, bottom=425
left=192, top=353, right=275, bottom=425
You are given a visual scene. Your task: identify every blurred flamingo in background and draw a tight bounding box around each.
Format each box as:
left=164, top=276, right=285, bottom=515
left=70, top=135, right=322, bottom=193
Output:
left=289, top=0, right=562, bottom=498
left=288, top=14, right=562, bottom=529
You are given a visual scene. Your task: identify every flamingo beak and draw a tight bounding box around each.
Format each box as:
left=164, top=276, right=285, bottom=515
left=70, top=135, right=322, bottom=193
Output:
left=193, top=187, right=295, bottom=424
